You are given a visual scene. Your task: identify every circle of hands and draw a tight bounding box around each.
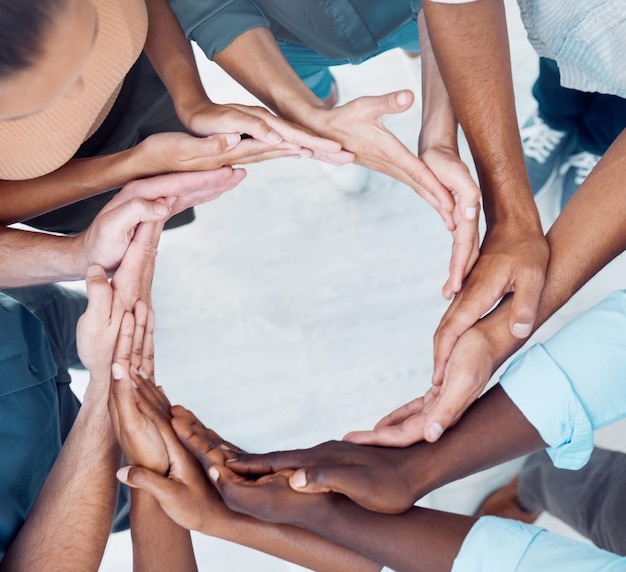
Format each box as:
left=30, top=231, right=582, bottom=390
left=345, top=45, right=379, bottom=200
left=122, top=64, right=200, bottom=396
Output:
left=75, top=90, right=550, bottom=531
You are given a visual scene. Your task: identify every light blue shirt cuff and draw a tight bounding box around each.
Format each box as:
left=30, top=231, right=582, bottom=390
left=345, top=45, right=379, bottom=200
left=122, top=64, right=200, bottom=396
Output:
left=500, top=290, right=626, bottom=469
left=500, top=345, right=594, bottom=469
left=453, top=516, right=626, bottom=571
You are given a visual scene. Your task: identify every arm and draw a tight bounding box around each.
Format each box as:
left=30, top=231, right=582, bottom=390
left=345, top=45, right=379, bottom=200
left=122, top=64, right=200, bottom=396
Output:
left=423, top=0, right=549, bottom=346
left=0, top=169, right=242, bottom=288
left=143, top=0, right=344, bottom=156
left=108, top=306, right=197, bottom=572
left=417, top=10, right=481, bottom=296
left=213, top=27, right=457, bottom=226
left=116, top=404, right=381, bottom=572
left=0, top=268, right=122, bottom=572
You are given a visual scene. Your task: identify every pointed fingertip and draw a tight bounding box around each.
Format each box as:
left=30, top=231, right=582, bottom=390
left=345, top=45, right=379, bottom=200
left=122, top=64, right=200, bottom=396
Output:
left=117, top=466, right=131, bottom=483
left=208, top=466, right=220, bottom=483
left=290, top=470, right=307, bottom=490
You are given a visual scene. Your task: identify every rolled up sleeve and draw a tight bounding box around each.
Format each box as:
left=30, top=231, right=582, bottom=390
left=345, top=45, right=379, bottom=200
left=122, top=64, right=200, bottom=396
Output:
left=453, top=517, right=626, bottom=571
left=500, top=290, right=626, bottom=469
left=168, top=0, right=269, bottom=59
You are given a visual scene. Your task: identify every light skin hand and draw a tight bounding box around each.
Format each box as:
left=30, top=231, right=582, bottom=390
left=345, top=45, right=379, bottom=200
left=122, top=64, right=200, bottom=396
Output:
left=346, top=323, right=496, bottom=446
left=109, top=304, right=170, bottom=473
left=181, top=101, right=351, bottom=164
left=419, top=146, right=480, bottom=297
left=302, top=91, right=456, bottom=229
left=432, top=224, right=549, bottom=387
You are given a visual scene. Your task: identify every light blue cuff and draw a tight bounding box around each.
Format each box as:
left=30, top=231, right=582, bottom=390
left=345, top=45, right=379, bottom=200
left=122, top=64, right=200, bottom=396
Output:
left=500, top=345, right=594, bottom=469
left=452, top=516, right=543, bottom=571
left=454, top=516, right=626, bottom=571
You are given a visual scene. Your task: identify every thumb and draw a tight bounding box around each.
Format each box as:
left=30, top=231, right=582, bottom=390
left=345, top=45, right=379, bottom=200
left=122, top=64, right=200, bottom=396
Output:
left=117, top=465, right=177, bottom=499
left=288, top=465, right=368, bottom=500
left=374, top=90, right=414, bottom=116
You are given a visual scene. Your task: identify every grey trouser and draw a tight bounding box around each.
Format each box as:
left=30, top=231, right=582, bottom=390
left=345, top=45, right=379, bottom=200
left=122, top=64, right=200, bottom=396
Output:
left=520, top=448, right=626, bottom=556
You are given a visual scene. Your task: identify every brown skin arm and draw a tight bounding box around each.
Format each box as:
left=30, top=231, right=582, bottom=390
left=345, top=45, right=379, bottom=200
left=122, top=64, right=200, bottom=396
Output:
left=423, top=0, right=549, bottom=362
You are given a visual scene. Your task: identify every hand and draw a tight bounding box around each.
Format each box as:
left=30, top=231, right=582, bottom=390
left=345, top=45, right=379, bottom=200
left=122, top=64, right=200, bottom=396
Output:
left=76, top=265, right=127, bottom=379
left=181, top=100, right=352, bottom=165
left=226, top=441, right=416, bottom=514
left=141, top=130, right=315, bottom=173
left=300, top=90, right=456, bottom=229
left=432, top=222, right=549, bottom=386
left=169, top=407, right=327, bottom=527
left=108, top=302, right=170, bottom=473
left=345, top=324, right=496, bottom=445
left=115, top=405, right=239, bottom=535
left=419, top=146, right=481, bottom=297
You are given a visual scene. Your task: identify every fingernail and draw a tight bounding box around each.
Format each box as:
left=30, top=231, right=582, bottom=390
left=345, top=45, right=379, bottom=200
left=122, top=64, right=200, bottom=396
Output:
left=512, top=322, right=532, bottom=338
left=116, top=466, right=130, bottom=482
left=166, top=197, right=177, bottom=209
left=292, top=470, right=307, bottom=489
left=111, top=363, right=125, bottom=380
left=226, top=133, right=241, bottom=148
left=429, top=422, right=443, bottom=442
left=465, top=206, right=477, bottom=220
left=396, top=91, right=408, bottom=106
left=138, top=367, right=150, bottom=380
left=219, top=444, right=232, bottom=452
left=208, top=466, right=220, bottom=483
left=267, top=131, right=282, bottom=143
left=225, top=457, right=239, bottom=464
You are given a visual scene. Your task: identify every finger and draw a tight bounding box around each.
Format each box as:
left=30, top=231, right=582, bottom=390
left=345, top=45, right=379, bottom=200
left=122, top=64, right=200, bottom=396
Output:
left=130, top=300, right=148, bottom=372
left=112, top=311, right=135, bottom=371
left=372, top=397, right=426, bottom=429
left=226, top=450, right=313, bottom=476
left=443, top=218, right=480, bottom=299
left=171, top=416, right=225, bottom=470
left=139, top=307, right=156, bottom=382
left=508, top=271, right=544, bottom=339
left=117, top=465, right=178, bottom=499
left=344, top=414, right=427, bottom=447
left=82, top=265, right=113, bottom=324
left=422, top=386, right=474, bottom=444
left=432, top=283, right=503, bottom=386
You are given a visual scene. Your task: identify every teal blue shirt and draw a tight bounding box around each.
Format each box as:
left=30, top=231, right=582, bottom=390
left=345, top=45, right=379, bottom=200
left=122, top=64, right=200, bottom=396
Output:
left=0, top=294, right=59, bottom=561
left=168, top=0, right=417, bottom=60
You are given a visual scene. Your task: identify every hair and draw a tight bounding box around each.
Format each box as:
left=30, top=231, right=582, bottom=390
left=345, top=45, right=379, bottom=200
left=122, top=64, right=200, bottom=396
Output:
left=0, top=0, right=67, bottom=80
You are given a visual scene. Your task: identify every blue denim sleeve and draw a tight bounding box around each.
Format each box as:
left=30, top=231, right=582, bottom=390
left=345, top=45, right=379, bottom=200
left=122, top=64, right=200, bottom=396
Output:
left=168, top=0, right=269, bottom=59
left=453, top=516, right=626, bottom=571
left=500, top=290, right=626, bottom=469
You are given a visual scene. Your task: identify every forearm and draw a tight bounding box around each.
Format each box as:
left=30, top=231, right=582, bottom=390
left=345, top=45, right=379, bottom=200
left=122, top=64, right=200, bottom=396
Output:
left=402, top=385, right=545, bottom=499
left=205, top=510, right=380, bottom=572
left=130, top=490, right=197, bottom=572
left=475, top=128, right=626, bottom=367
left=143, top=0, right=210, bottom=126
left=417, top=10, right=457, bottom=152
left=213, top=27, right=326, bottom=121
left=0, top=148, right=156, bottom=225
left=293, top=497, right=473, bottom=572
left=0, top=226, right=87, bottom=287
left=422, top=0, right=539, bottom=229
left=0, top=383, right=120, bottom=572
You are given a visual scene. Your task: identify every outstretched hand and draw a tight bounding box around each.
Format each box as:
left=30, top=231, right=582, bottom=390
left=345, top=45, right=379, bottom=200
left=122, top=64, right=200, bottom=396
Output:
left=182, top=101, right=353, bottom=166
left=345, top=324, right=496, bottom=446
left=302, top=90, right=456, bottom=229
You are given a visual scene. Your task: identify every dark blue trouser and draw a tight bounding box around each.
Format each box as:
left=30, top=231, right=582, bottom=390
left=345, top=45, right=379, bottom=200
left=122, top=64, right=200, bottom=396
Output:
left=533, top=57, right=626, bottom=156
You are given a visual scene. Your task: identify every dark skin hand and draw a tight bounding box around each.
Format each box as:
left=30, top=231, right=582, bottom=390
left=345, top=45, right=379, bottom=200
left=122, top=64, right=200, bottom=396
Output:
left=225, top=385, right=545, bottom=515
left=178, top=415, right=474, bottom=572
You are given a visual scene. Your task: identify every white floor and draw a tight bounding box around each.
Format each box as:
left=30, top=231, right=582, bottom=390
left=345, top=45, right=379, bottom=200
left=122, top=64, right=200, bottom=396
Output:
left=92, top=2, right=626, bottom=569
